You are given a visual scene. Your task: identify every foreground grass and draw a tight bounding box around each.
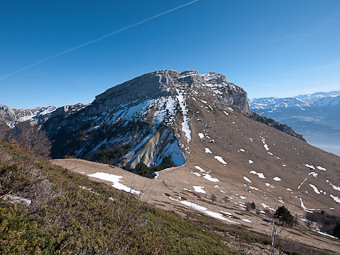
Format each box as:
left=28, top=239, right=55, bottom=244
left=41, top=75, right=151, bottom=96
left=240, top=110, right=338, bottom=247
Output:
left=0, top=141, right=232, bottom=254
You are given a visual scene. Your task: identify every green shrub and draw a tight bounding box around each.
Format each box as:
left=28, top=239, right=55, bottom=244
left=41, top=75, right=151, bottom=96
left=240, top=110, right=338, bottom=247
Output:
left=274, top=206, right=294, bottom=227
left=130, top=156, right=176, bottom=178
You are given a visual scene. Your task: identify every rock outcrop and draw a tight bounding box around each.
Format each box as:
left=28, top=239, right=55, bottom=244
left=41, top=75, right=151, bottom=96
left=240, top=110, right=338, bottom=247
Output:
left=92, top=70, right=249, bottom=114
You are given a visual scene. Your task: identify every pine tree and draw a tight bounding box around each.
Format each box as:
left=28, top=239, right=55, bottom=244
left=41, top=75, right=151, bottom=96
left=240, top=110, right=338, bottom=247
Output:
left=274, top=206, right=294, bottom=227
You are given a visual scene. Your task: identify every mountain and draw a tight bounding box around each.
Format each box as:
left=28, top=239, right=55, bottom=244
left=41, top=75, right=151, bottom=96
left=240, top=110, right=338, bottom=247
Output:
left=0, top=104, right=86, bottom=158
left=43, top=70, right=249, bottom=167
left=0, top=103, right=86, bottom=129
left=249, top=91, right=340, bottom=156
left=0, top=105, right=56, bottom=128
left=43, top=70, right=303, bottom=168
left=1, top=70, right=340, bottom=253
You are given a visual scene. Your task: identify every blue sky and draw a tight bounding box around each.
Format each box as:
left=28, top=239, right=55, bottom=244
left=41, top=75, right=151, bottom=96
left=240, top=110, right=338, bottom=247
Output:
left=1, top=0, right=340, bottom=108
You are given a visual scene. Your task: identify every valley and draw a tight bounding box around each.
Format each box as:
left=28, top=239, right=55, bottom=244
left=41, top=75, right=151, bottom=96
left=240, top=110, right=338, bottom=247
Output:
left=249, top=92, right=340, bottom=156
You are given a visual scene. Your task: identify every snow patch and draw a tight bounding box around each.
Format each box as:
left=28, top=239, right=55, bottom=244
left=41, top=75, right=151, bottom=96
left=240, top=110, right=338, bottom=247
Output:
left=203, top=174, right=219, bottom=183
left=176, top=90, right=191, bottom=142
left=214, top=156, right=227, bottom=165
left=298, top=177, right=308, bottom=189
left=312, top=229, right=338, bottom=239
left=169, top=196, right=238, bottom=223
left=88, top=172, right=141, bottom=195
left=316, top=166, right=326, bottom=171
left=261, top=203, right=269, bottom=209
left=330, top=194, right=340, bottom=203
left=191, top=172, right=201, bottom=177
left=261, top=203, right=275, bottom=211
left=309, top=172, right=318, bottom=178
left=261, top=137, right=270, bottom=151
left=193, top=186, right=206, bottom=194
left=266, top=183, right=274, bottom=188
left=299, top=197, right=313, bottom=213
left=220, top=211, right=232, bottom=216
left=154, top=138, right=186, bottom=167
left=304, top=164, right=315, bottom=170
left=309, top=184, right=320, bottom=194
left=205, top=148, right=212, bottom=154
left=250, top=170, right=265, bottom=179
left=273, top=177, right=281, bottom=182
left=195, top=166, right=206, bottom=172
left=329, top=182, right=340, bottom=191
left=243, top=176, right=252, bottom=183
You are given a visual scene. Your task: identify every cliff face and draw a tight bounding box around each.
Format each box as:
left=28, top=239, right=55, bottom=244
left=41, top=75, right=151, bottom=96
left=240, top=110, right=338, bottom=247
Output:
left=42, top=70, right=253, bottom=168
left=92, top=70, right=250, bottom=114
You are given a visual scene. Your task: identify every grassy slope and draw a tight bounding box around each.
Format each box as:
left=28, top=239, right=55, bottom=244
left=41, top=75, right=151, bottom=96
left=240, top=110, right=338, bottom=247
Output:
left=1, top=141, right=335, bottom=255
left=0, top=141, right=233, bottom=255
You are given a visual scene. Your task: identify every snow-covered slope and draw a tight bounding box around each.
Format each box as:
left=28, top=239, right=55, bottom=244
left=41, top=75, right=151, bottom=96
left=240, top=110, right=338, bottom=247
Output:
left=249, top=91, right=340, bottom=110
left=249, top=91, right=340, bottom=155
left=0, top=105, right=56, bottom=128
left=0, top=103, right=87, bottom=130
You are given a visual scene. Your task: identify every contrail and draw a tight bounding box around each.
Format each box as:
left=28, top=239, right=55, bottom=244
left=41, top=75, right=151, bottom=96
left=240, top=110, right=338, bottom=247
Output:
left=0, top=0, right=199, bottom=81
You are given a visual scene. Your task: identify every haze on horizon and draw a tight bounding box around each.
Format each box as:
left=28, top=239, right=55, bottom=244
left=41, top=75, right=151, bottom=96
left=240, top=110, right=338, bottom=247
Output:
left=1, top=0, right=340, bottom=109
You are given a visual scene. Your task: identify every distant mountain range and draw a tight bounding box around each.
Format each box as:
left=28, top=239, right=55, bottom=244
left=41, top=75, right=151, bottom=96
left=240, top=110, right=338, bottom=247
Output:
left=249, top=91, right=340, bottom=156
left=0, top=104, right=86, bottom=128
